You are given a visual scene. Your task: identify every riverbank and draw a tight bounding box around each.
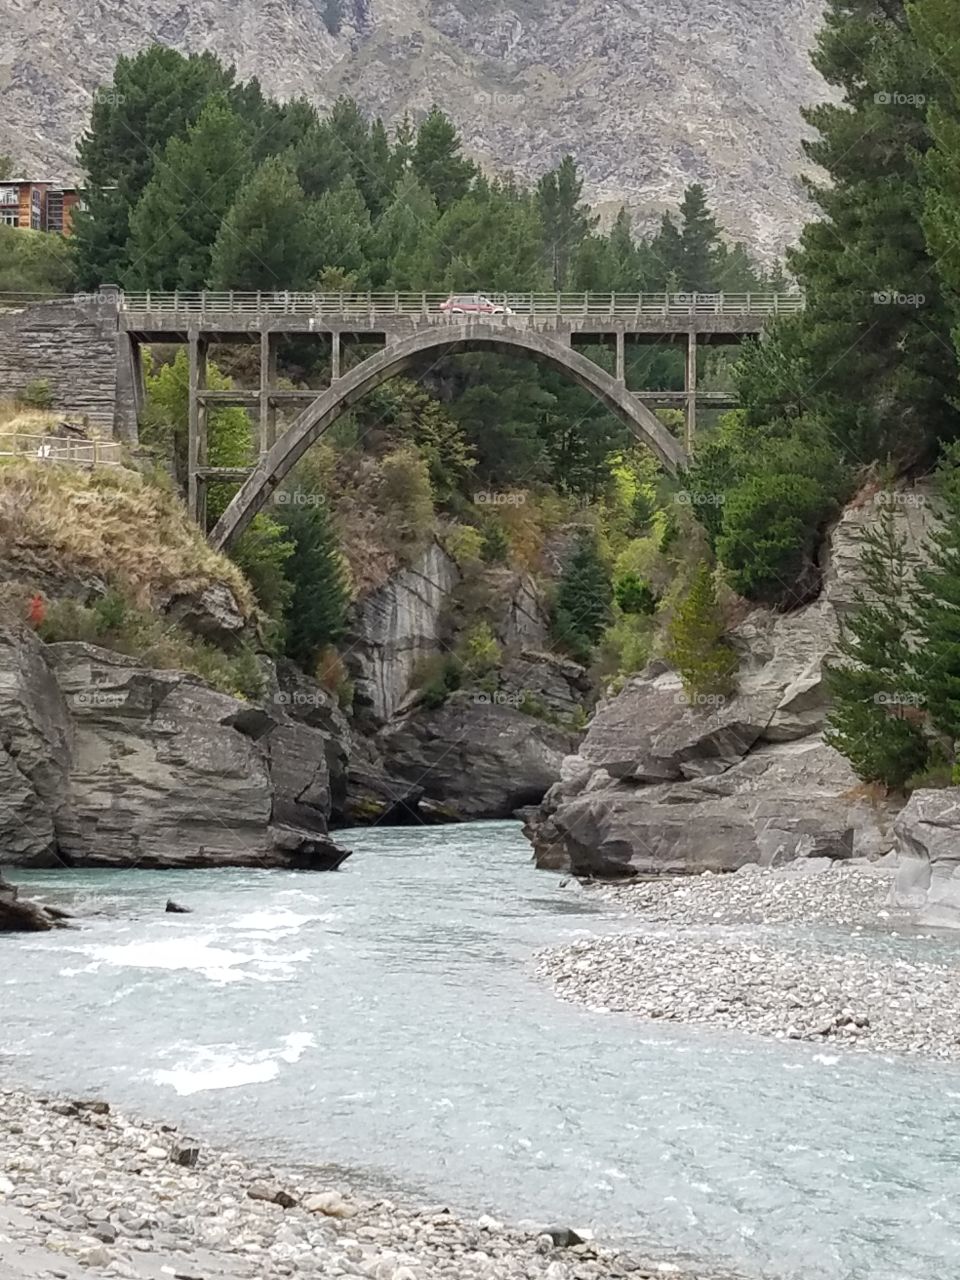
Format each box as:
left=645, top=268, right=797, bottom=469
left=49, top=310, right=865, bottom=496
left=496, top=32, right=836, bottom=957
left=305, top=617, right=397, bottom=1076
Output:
left=0, top=1085, right=730, bottom=1280
left=538, top=861, right=960, bottom=1061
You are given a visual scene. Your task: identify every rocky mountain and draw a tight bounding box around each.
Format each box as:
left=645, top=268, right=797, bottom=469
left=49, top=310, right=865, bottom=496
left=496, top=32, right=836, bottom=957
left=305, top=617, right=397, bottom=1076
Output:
left=2, top=0, right=826, bottom=255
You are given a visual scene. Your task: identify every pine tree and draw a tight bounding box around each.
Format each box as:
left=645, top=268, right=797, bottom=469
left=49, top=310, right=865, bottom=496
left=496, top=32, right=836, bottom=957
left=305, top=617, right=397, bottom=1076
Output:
left=786, top=0, right=958, bottom=463
left=209, top=157, right=317, bottom=290
left=570, top=235, right=615, bottom=291
left=125, top=97, right=251, bottom=290
left=913, top=445, right=960, bottom=741
left=826, top=497, right=929, bottom=788
left=74, top=46, right=233, bottom=286
left=912, top=0, right=960, bottom=349
left=366, top=119, right=394, bottom=217
left=323, top=97, right=386, bottom=216
left=676, top=184, right=724, bottom=292
left=280, top=500, right=350, bottom=670
left=412, top=106, right=475, bottom=211
left=288, top=120, right=351, bottom=200
left=607, top=207, right=643, bottom=290
left=365, top=172, right=438, bottom=287
left=434, top=183, right=547, bottom=290
left=389, top=114, right=416, bottom=186
left=551, top=532, right=612, bottom=659
left=644, top=213, right=684, bottom=291
left=664, top=562, right=737, bottom=701
left=311, top=178, right=371, bottom=280
left=536, top=156, right=598, bottom=290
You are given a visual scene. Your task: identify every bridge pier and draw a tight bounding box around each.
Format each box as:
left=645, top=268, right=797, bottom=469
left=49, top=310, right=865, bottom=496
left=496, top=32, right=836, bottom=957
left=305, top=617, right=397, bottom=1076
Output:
left=330, top=331, right=341, bottom=382
left=685, top=332, right=697, bottom=453
left=259, top=330, right=277, bottom=453
left=615, top=332, right=625, bottom=384
left=187, top=333, right=208, bottom=524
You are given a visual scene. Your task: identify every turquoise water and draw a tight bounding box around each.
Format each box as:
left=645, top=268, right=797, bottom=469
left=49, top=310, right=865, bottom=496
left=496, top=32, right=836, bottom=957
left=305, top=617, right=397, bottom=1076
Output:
left=4, top=822, right=960, bottom=1280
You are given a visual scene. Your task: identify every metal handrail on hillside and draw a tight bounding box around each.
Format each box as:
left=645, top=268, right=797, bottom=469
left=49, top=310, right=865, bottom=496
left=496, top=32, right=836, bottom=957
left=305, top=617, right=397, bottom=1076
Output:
left=117, top=290, right=805, bottom=317
left=0, top=434, right=123, bottom=467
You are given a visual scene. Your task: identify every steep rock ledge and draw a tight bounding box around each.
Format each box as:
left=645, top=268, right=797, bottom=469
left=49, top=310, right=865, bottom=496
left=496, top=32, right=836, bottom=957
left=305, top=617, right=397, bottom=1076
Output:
left=525, top=490, right=935, bottom=877
left=343, top=547, right=593, bottom=821
left=0, top=624, right=348, bottom=871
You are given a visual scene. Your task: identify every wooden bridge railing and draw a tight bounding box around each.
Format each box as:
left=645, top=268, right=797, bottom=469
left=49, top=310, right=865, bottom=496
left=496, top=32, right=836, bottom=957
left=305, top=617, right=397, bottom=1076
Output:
left=117, top=291, right=805, bottom=317
left=0, top=434, right=123, bottom=467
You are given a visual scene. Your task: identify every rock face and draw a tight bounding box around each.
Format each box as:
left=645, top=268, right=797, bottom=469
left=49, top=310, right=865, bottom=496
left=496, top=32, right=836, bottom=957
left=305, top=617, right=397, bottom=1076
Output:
left=526, top=490, right=932, bottom=877
left=0, top=631, right=349, bottom=870
left=345, top=541, right=459, bottom=727
left=0, top=622, right=71, bottom=865
left=379, top=690, right=581, bottom=819
left=2, top=0, right=827, bottom=256
left=341, top=551, right=594, bottom=821
left=891, top=791, right=960, bottom=929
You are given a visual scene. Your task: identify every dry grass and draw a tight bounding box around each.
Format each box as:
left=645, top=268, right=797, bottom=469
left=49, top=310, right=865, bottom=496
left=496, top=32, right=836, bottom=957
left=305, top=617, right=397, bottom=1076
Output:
left=0, top=402, right=112, bottom=438
left=0, top=460, right=255, bottom=615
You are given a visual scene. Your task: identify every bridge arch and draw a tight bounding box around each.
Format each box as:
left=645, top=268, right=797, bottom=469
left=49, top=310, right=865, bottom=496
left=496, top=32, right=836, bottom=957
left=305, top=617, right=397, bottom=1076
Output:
left=208, top=324, right=687, bottom=550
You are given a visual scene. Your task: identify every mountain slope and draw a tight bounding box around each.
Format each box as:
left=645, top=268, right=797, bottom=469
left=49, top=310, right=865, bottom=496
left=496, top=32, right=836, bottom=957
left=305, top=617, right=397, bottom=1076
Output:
left=1, top=0, right=826, bottom=254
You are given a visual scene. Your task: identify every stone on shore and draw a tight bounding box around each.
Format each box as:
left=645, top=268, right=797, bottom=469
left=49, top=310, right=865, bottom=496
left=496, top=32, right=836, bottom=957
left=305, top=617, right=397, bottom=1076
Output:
left=0, top=1086, right=682, bottom=1280
left=0, top=874, right=67, bottom=932
left=891, top=789, right=960, bottom=928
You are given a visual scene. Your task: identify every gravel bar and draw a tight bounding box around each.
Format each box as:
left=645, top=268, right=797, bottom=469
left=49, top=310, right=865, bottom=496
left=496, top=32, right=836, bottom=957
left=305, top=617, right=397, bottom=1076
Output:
left=0, top=1085, right=732, bottom=1280
left=538, top=863, right=960, bottom=1061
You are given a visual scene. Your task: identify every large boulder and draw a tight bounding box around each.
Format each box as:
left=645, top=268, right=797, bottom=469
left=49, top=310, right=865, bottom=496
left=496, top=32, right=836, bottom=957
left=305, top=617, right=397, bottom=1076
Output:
left=891, top=790, right=960, bottom=928
left=270, top=659, right=350, bottom=819
left=36, top=642, right=349, bottom=870
left=379, top=691, right=580, bottom=819
left=0, top=622, right=71, bottom=864
left=157, top=581, right=249, bottom=648
left=0, top=874, right=68, bottom=931
left=528, top=738, right=893, bottom=876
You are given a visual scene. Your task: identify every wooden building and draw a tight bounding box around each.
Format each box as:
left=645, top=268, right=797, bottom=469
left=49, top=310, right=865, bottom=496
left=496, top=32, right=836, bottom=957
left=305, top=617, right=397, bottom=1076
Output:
left=0, top=180, right=84, bottom=234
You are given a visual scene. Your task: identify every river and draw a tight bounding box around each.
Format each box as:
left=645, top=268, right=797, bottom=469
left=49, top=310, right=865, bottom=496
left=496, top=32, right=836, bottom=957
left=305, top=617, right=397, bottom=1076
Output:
left=3, top=821, right=960, bottom=1280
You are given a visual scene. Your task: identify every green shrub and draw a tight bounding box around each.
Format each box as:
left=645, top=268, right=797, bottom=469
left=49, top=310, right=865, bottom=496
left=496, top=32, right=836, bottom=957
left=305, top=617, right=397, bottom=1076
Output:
left=20, top=378, right=53, bottom=410
left=551, top=531, right=612, bottom=660
left=445, top=523, right=484, bottom=570
left=459, top=620, right=501, bottom=677
left=664, top=561, right=737, bottom=701
left=614, top=572, right=657, bottom=616
left=480, top=520, right=511, bottom=564
left=379, top=445, right=435, bottom=548
left=416, top=652, right=463, bottom=709
left=628, top=487, right=656, bottom=538
left=599, top=613, right=654, bottom=676
left=717, top=472, right=834, bottom=605
left=38, top=593, right=264, bottom=700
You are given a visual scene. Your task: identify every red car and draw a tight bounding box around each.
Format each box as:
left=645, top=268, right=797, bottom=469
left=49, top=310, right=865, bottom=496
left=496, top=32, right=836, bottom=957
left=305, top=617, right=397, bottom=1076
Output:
left=439, top=293, right=514, bottom=315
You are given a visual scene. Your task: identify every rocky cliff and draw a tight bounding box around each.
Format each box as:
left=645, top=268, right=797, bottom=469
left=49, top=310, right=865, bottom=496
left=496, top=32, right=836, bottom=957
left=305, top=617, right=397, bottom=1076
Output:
left=2, top=0, right=826, bottom=255
left=525, top=487, right=935, bottom=878
left=342, top=541, right=593, bottom=821
left=0, top=621, right=349, bottom=870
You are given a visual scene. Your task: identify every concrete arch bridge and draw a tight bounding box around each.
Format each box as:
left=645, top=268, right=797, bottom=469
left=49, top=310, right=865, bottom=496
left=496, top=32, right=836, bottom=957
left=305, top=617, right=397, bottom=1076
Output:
left=112, top=290, right=802, bottom=548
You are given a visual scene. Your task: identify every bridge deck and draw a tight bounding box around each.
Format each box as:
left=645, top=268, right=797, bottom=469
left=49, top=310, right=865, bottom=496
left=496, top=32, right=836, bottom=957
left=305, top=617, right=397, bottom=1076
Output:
left=119, top=291, right=801, bottom=342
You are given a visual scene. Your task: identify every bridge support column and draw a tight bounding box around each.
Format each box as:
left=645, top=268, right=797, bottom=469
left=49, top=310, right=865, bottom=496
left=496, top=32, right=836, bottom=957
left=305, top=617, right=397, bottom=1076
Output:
left=330, top=331, right=341, bottom=383
left=188, top=332, right=208, bottom=523
left=259, top=330, right=277, bottom=454
left=615, top=331, right=625, bottom=384
left=685, top=331, right=697, bottom=452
